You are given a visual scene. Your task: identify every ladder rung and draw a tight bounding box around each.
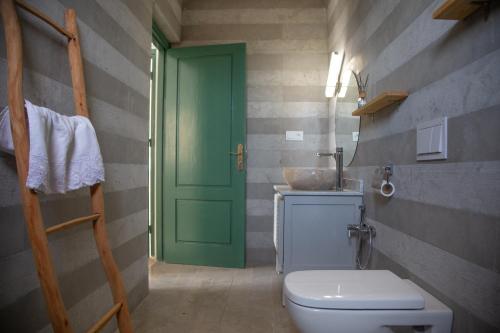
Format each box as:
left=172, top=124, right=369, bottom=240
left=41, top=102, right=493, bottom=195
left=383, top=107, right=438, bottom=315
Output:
left=87, top=302, right=123, bottom=333
left=46, top=213, right=100, bottom=234
left=14, top=0, right=75, bottom=39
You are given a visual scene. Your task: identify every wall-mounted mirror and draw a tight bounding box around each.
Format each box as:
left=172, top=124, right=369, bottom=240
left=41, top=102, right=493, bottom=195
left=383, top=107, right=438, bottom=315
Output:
left=334, top=70, right=360, bottom=167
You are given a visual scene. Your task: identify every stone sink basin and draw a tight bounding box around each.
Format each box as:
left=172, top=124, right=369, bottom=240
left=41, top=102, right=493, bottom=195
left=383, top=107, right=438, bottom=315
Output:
left=282, top=167, right=336, bottom=190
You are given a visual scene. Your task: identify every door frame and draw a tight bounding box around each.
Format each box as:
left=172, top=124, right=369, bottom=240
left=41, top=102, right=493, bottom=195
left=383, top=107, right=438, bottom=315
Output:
left=150, top=22, right=169, bottom=260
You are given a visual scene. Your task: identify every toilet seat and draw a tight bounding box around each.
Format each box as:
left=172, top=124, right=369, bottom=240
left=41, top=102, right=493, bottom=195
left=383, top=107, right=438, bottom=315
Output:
left=284, top=270, right=452, bottom=333
left=285, top=270, right=425, bottom=310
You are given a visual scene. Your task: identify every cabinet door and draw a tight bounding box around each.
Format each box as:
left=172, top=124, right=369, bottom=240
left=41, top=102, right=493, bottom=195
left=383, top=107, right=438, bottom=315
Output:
left=283, top=195, right=362, bottom=274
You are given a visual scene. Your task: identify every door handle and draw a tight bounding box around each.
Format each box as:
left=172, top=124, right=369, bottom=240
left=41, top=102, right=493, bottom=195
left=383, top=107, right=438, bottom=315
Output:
left=229, top=143, right=244, bottom=171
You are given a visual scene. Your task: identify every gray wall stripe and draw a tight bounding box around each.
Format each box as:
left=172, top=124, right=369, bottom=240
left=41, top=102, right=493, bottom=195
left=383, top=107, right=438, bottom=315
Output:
left=374, top=9, right=500, bottom=97
left=182, top=8, right=325, bottom=25
left=0, top=233, right=147, bottom=332
left=371, top=220, right=499, bottom=329
left=0, top=161, right=148, bottom=208
left=364, top=193, right=500, bottom=273
left=247, top=53, right=329, bottom=71
left=369, top=249, right=499, bottom=333
left=248, top=85, right=327, bottom=102
left=352, top=104, right=500, bottom=166
left=154, top=0, right=182, bottom=42
left=0, top=25, right=149, bottom=119
left=12, top=0, right=149, bottom=96
left=121, top=0, right=153, bottom=32
left=0, top=210, right=148, bottom=309
left=177, top=39, right=328, bottom=54
left=356, top=48, right=500, bottom=144
left=97, top=131, right=147, bottom=164
left=247, top=54, right=282, bottom=70
left=248, top=134, right=328, bottom=151
left=95, top=0, right=151, bottom=52
left=248, top=101, right=328, bottom=119
left=184, top=0, right=325, bottom=10
left=0, top=52, right=149, bottom=120
left=0, top=187, right=148, bottom=258
left=247, top=199, right=274, bottom=217
left=247, top=167, right=285, bottom=184
left=247, top=215, right=274, bottom=233
left=247, top=231, right=273, bottom=249
left=127, top=275, right=149, bottom=312
left=283, top=24, right=327, bottom=40
left=0, top=60, right=149, bottom=134
left=327, top=0, right=363, bottom=47
left=40, top=256, right=149, bottom=333
left=326, top=0, right=357, bottom=34
left=334, top=0, right=399, bottom=58
left=247, top=117, right=328, bottom=135
left=327, top=0, right=372, bottom=50
left=246, top=247, right=275, bottom=265
left=56, top=0, right=150, bottom=70
left=248, top=69, right=327, bottom=87
left=183, top=24, right=327, bottom=41
left=83, top=59, right=149, bottom=118
left=247, top=183, right=275, bottom=201
left=346, top=161, right=500, bottom=218
left=183, top=24, right=283, bottom=41
left=247, top=149, right=330, bottom=168
left=347, top=0, right=434, bottom=70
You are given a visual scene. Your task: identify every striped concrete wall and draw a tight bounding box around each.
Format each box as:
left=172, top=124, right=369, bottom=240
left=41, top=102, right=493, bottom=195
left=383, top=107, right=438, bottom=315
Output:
left=0, top=0, right=155, bottom=331
left=326, top=1, right=500, bottom=332
left=179, top=0, right=330, bottom=265
left=154, top=0, right=183, bottom=42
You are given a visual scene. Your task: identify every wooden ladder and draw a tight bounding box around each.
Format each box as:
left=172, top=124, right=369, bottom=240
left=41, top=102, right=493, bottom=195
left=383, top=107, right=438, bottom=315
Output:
left=0, top=1, right=134, bottom=332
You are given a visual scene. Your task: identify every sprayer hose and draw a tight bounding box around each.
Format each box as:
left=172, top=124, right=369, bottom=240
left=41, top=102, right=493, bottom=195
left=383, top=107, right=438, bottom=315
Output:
left=356, top=226, right=373, bottom=270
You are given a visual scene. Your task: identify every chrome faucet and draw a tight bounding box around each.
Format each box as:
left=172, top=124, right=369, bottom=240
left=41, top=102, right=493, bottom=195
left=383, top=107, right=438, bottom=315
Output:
left=347, top=205, right=367, bottom=237
left=316, top=147, right=344, bottom=191
left=347, top=205, right=376, bottom=238
left=334, top=147, right=343, bottom=191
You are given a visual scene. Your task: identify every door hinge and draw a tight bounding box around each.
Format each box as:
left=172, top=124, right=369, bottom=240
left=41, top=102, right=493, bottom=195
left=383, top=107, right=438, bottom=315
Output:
left=148, top=225, right=152, bottom=234
left=148, top=138, right=152, bottom=147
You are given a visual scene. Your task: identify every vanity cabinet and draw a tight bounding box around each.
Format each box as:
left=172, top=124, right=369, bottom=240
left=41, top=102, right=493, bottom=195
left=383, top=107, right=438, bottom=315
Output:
left=274, top=185, right=363, bottom=275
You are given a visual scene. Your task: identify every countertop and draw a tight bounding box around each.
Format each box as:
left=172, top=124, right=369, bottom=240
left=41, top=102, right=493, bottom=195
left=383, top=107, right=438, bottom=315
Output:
left=273, top=185, right=363, bottom=196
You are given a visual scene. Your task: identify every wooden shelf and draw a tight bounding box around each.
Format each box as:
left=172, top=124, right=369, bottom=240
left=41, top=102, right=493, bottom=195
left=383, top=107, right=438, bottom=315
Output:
left=432, top=0, right=482, bottom=20
left=352, top=91, right=408, bottom=116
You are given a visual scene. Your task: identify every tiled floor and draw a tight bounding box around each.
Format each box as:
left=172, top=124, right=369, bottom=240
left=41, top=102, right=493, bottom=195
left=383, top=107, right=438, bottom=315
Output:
left=131, top=261, right=300, bottom=333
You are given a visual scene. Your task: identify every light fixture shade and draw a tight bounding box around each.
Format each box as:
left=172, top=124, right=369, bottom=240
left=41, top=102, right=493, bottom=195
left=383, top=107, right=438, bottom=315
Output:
left=325, top=51, right=344, bottom=98
left=337, top=66, right=352, bottom=98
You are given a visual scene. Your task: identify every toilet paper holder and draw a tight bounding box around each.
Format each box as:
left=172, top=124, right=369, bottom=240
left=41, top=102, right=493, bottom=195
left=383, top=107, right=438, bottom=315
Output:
left=380, top=163, right=395, bottom=198
left=383, top=164, right=393, bottom=183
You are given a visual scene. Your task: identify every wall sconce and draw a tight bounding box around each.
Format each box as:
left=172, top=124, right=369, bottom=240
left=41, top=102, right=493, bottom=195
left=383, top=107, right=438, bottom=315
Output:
left=325, top=51, right=344, bottom=98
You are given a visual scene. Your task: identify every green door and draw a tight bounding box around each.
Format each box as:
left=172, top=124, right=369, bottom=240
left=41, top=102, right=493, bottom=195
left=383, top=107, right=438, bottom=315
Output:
left=163, top=43, right=246, bottom=268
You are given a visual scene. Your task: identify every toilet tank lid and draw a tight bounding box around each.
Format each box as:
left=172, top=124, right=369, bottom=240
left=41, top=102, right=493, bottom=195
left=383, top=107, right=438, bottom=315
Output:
left=284, top=270, right=425, bottom=310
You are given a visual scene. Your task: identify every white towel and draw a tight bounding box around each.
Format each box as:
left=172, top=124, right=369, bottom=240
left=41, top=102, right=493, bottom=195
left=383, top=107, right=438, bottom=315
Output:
left=0, top=100, right=105, bottom=194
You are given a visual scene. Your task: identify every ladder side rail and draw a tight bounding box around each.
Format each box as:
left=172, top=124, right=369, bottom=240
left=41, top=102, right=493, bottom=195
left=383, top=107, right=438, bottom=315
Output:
left=14, top=0, right=74, bottom=39
left=65, top=9, right=133, bottom=333
left=0, top=1, right=73, bottom=332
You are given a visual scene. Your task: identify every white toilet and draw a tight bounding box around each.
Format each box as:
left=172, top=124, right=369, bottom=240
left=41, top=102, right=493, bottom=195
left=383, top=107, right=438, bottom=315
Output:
left=284, top=270, right=452, bottom=333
